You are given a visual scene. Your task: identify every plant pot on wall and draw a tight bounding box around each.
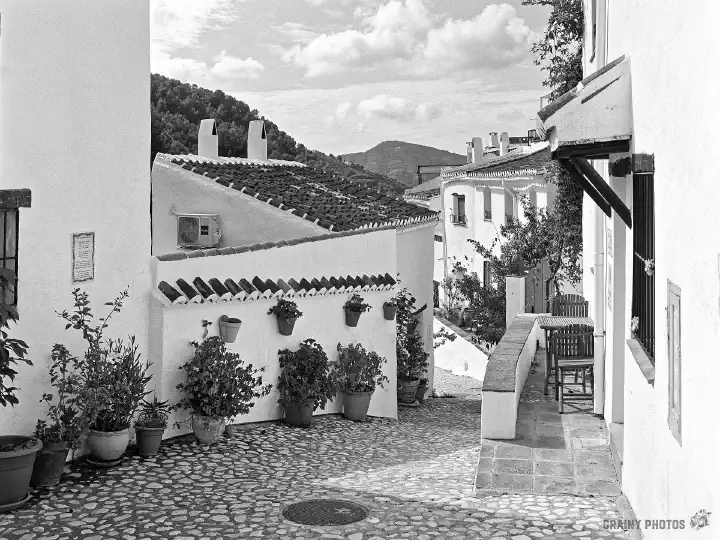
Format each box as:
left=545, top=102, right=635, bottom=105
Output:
left=0, top=436, right=42, bottom=511
left=383, top=303, right=397, bottom=320
left=345, top=309, right=362, bottom=327
left=284, top=400, right=315, bottom=428
left=277, top=316, right=297, bottom=336
left=30, top=441, right=69, bottom=488
left=218, top=316, right=242, bottom=343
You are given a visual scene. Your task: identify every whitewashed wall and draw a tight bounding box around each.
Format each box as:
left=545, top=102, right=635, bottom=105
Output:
left=583, top=1, right=720, bottom=536
left=0, top=1, right=151, bottom=435
left=151, top=160, right=326, bottom=255
left=396, top=223, right=436, bottom=391
left=151, top=229, right=399, bottom=435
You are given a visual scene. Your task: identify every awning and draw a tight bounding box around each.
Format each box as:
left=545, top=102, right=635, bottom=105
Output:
left=537, top=55, right=632, bottom=159
left=536, top=55, right=634, bottom=229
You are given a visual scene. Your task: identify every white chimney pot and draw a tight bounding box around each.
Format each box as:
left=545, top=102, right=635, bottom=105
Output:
left=248, top=120, right=268, bottom=161
left=198, top=119, right=219, bottom=159
left=499, top=132, right=509, bottom=156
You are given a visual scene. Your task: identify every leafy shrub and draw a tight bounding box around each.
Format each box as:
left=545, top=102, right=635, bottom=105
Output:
left=344, top=294, right=371, bottom=313
left=0, top=268, right=30, bottom=409
left=277, top=339, right=337, bottom=410
left=268, top=298, right=303, bottom=319
left=56, top=288, right=152, bottom=432
left=336, top=342, right=389, bottom=393
left=176, top=320, right=272, bottom=422
left=394, top=286, right=429, bottom=382
left=136, top=395, right=171, bottom=428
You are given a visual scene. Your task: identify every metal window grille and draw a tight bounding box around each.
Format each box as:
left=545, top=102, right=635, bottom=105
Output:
left=0, top=209, right=19, bottom=306
left=631, top=173, right=655, bottom=360
left=484, top=209, right=492, bottom=221
left=450, top=214, right=467, bottom=224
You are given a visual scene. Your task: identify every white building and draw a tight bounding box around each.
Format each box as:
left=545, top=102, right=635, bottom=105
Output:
left=537, top=0, right=719, bottom=536
left=0, top=0, right=152, bottom=435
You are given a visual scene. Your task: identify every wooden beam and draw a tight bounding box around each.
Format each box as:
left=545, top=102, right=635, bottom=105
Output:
left=559, top=159, right=612, bottom=218
left=632, top=153, right=655, bottom=174
left=0, top=189, right=31, bottom=209
left=571, top=157, right=633, bottom=229
left=555, top=139, right=631, bottom=160
left=609, top=156, right=631, bottom=177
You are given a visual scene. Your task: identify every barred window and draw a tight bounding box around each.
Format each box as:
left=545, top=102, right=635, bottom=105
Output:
left=631, top=173, right=655, bottom=361
left=0, top=209, right=20, bottom=306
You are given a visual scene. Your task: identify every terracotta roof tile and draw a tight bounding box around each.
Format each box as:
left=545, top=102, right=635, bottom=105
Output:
left=442, top=147, right=551, bottom=180
left=165, top=156, right=438, bottom=231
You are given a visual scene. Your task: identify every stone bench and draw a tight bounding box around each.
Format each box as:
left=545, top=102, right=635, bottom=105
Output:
left=481, top=314, right=541, bottom=439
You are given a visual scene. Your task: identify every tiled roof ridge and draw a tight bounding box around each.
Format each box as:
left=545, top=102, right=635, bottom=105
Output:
left=155, top=272, right=398, bottom=308
left=155, top=224, right=402, bottom=262
left=155, top=153, right=307, bottom=168
left=441, top=147, right=551, bottom=180
left=166, top=157, right=439, bottom=233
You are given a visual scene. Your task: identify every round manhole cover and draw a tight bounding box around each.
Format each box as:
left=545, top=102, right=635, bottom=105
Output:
left=282, top=499, right=369, bottom=525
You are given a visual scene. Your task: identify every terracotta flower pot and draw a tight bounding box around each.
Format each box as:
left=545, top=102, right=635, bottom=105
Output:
left=192, top=415, right=225, bottom=445
left=416, top=384, right=428, bottom=404
left=398, top=379, right=420, bottom=404
left=277, top=316, right=297, bottom=336
left=87, top=428, right=129, bottom=462
left=383, top=304, right=397, bottom=320
left=342, top=391, right=373, bottom=422
left=218, top=315, right=242, bottom=343
left=30, top=441, right=69, bottom=488
left=345, top=309, right=362, bottom=327
left=134, top=426, right=165, bottom=457
left=284, top=400, right=315, bottom=428
left=0, top=436, right=42, bottom=511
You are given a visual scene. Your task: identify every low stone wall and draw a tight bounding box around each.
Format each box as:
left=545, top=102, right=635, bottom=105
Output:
left=433, top=316, right=489, bottom=382
left=481, top=314, right=540, bottom=439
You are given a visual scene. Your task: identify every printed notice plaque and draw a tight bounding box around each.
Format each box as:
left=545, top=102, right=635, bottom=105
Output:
left=72, top=232, right=95, bottom=283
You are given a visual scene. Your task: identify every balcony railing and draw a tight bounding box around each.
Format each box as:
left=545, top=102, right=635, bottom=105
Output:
left=484, top=209, right=492, bottom=221
left=450, top=214, right=467, bottom=225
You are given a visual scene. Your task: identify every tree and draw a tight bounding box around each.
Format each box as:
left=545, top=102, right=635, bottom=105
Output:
left=522, top=0, right=584, bottom=100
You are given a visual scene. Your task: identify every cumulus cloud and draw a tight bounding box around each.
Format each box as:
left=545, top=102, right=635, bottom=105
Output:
left=273, top=22, right=320, bottom=44
left=150, top=0, right=264, bottom=84
left=282, top=1, right=535, bottom=78
left=357, top=94, right=440, bottom=122
left=211, top=51, right=265, bottom=79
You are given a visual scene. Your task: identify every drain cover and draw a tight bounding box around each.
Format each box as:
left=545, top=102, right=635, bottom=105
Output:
left=282, top=499, right=369, bottom=525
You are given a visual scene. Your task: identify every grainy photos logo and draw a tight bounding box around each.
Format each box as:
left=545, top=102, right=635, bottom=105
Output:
left=604, top=510, right=711, bottom=532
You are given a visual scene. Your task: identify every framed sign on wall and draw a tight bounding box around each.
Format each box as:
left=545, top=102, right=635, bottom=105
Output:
left=72, top=231, right=95, bottom=283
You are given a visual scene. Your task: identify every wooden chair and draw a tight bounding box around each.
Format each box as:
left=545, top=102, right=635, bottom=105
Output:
left=551, top=294, right=589, bottom=316
left=550, top=294, right=590, bottom=385
left=552, top=324, right=594, bottom=413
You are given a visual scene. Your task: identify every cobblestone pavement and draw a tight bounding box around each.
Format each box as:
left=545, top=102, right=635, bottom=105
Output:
left=1, top=391, right=628, bottom=539
left=433, top=367, right=482, bottom=399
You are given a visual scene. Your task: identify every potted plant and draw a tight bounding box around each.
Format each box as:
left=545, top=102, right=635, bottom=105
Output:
left=416, top=377, right=429, bottom=404
left=343, top=294, right=371, bottom=327
left=176, top=320, right=271, bottom=444
left=267, top=299, right=303, bottom=336
left=218, top=315, right=242, bottom=343
left=56, top=288, right=153, bottom=465
left=382, top=298, right=397, bottom=321
left=32, top=344, right=86, bottom=488
left=395, top=287, right=430, bottom=404
left=134, top=395, right=171, bottom=457
left=0, top=268, right=40, bottom=511
left=277, top=339, right=337, bottom=428
left=336, top=342, right=388, bottom=422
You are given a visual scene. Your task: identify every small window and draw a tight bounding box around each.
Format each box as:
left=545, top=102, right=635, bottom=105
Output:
left=504, top=191, right=514, bottom=224
left=434, top=234, right=443, bottom=243
left=631, top=173, right=655, bottom=361
left=529, top=189, right=537, bottom=208
left=483, top=187, right=492, bottom=221
left=667, top=280, right=681, bottom=445
left=0, top=209, right=19, bottom=306
left=451, top=194, right=466, bottom=225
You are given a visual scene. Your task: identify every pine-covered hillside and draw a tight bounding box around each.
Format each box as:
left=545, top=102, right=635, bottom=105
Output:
left=151, top=74, right=404, bottom=193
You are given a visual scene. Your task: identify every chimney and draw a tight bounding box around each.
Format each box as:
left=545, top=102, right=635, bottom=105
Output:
left=471, top=137, right=485, bottom=164
left=489, top=132, right=499, bottom=148
left=466, top=141, right=473, bottom=164
left=247, top=120, right=268, bottom=161
left=198, top=119, right=218, bottom=159
left=499, top=132, right=509, bottom=156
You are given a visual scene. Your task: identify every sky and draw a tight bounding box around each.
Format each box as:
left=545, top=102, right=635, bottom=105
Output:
left=150, top=0, right=552, bottom=156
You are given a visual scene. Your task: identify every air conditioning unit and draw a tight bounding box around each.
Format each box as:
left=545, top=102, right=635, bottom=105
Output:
left=176, top=214, right=222, bottom=249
